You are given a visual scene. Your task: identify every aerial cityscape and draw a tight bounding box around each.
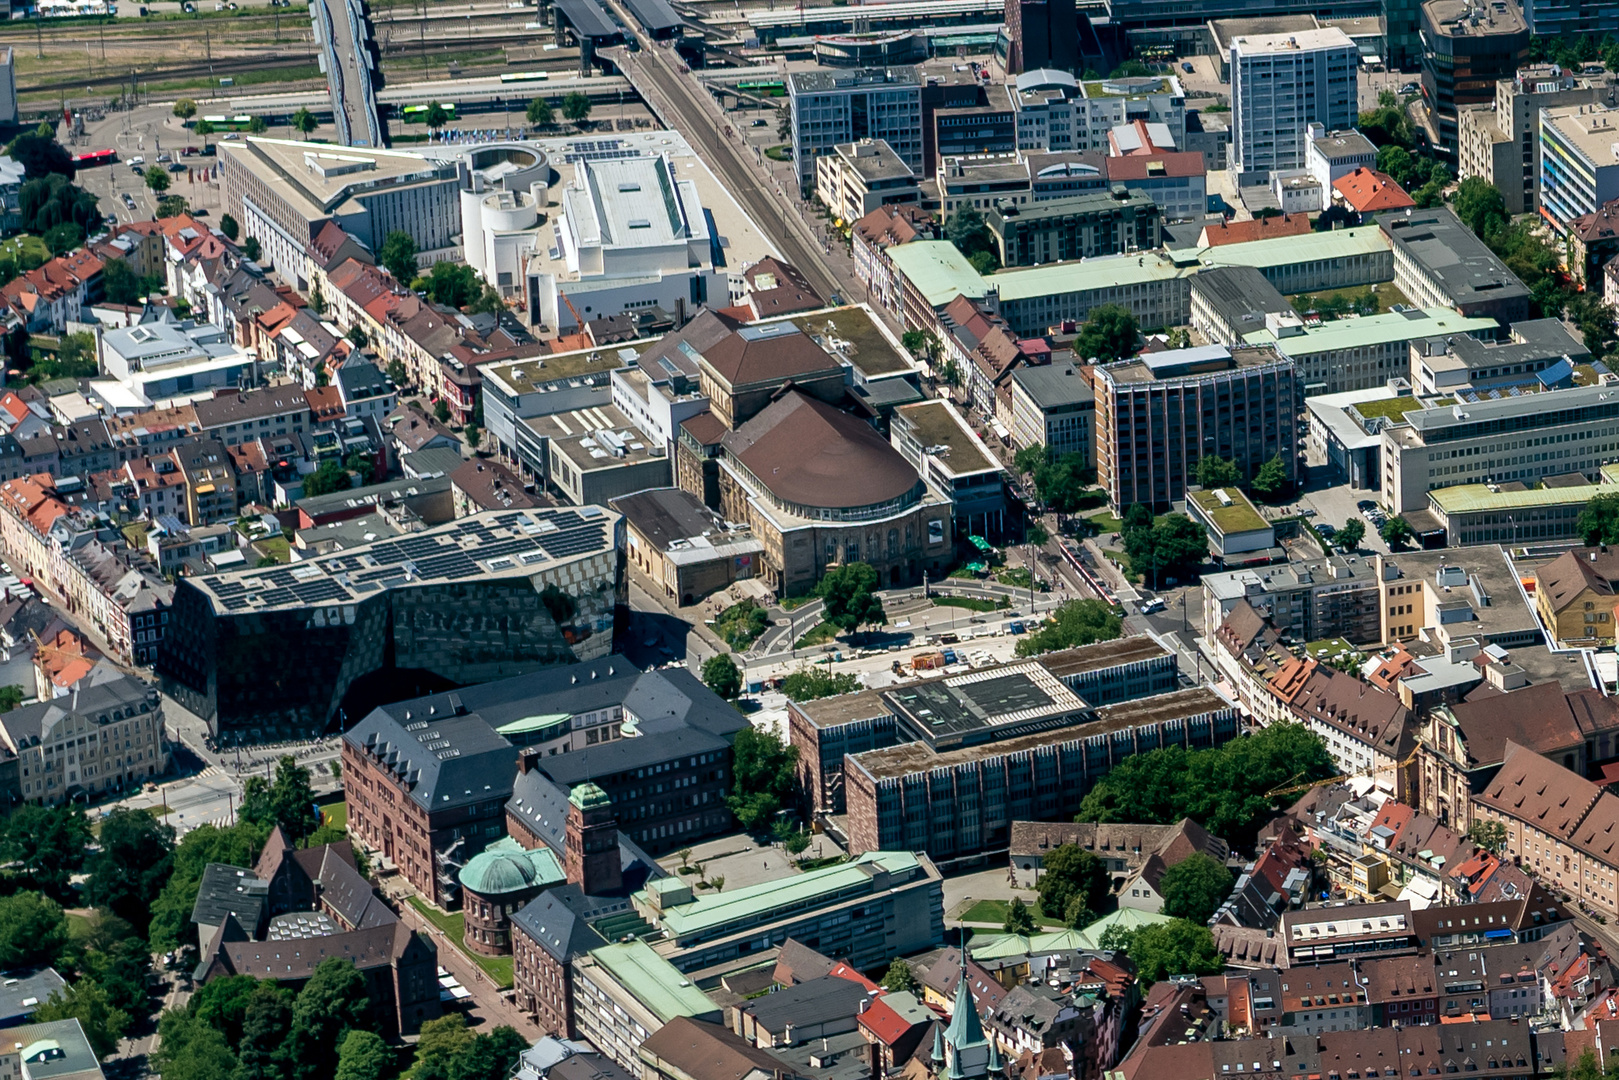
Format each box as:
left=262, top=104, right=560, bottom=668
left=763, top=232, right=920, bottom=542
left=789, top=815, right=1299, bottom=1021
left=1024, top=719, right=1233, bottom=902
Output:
left=0, top=0, right=1615, bottom=1079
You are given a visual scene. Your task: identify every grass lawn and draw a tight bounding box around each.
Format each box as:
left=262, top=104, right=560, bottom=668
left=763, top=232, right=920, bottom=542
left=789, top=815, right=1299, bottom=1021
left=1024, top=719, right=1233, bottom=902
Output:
left=252, top=536, right=291, bottom=564
left=407, top=896, right=514, bottom=988
left=957, top=898, right=1064, bottom=928
left=779, top=595, right=816, bottom=611
left=0, top=235, right=49, bottom=268
left=321, top=802, right=347, bottom=829
left=1288, top=281, right=1411, bottom=317
left=795, top=621, right=838, bottom=648
left=765, top=145, right=792, bottom=161
left=933, top=595, right=999, bottom=613
left=1351, top=396, right=1423, bottom=422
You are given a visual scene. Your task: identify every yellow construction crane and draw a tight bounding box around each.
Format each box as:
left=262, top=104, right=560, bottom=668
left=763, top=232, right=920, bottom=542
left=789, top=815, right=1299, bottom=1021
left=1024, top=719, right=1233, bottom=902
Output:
left=1265, top=742, right=1423, bottom=802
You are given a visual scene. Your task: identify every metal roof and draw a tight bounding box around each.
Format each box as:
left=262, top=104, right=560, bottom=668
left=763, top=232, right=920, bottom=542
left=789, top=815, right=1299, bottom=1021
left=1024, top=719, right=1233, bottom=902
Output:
left=553, top=0, right=618, bottom=38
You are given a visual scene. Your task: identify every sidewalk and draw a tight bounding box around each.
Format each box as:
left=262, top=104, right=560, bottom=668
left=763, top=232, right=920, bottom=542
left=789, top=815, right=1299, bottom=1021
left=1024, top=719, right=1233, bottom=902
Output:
left=391, top=888, right=543, bottom=1040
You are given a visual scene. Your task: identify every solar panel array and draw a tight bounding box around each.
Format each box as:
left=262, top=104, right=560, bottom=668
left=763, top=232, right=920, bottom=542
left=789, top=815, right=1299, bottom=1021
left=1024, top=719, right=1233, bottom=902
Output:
left=563, top=138, right=640, bottom=164
left=201, top=508, right=611, bottom=613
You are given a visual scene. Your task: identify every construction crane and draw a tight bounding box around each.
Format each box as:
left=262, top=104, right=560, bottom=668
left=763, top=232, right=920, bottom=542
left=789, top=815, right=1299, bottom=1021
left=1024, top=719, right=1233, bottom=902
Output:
left=559, top=289, right=585, bottom=333
left=550, top=289, right=592, bottom=353
left=1265, top=742, right=1423, bottom=802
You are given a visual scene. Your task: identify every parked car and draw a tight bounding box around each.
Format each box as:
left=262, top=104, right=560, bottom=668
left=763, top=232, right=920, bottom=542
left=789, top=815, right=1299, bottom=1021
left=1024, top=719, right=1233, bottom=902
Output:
left=1139, top=598, right=1166, bottom=615
left=1317, top=522, right=1337, bottom=538
left=1182, top=61, right=1194, bottom=72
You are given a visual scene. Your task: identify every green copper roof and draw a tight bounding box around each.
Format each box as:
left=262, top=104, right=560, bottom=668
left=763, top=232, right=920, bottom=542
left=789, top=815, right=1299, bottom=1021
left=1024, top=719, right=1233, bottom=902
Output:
left=943, top=946, right=989, bottom=1055
left=457, top=839, right=566, bottom=896
left=569, top=781, right=612, bottom=811
left=585, top=940, right=722, bottom=1023
left=496, top=712, right=573, bottom=736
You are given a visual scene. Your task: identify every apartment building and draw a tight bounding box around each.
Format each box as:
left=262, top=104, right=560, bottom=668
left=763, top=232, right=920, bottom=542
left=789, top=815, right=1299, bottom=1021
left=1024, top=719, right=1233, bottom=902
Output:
left=1202, top=553, right=1383, bottom=646
left=985, top=188, right=1162, bottom=268
left=1094, top=344, right=1303, bottom=512
left=813, top=140, right=920, bottom=223
left=1542, top=103, right=1619, bottom=233
left=1458, top=65, right=1619, bottom=214
left=787, top=68, right=923, bottom=194
left=0, top=674, right=167, bottom=804
left=1380, top=384, right=1619, bottom=512
left=1420, top=0, right=1529, bottom=151
left=1229, top=28, right=1360, bottom=183
left=1010, top=70, right=1187, bottom=156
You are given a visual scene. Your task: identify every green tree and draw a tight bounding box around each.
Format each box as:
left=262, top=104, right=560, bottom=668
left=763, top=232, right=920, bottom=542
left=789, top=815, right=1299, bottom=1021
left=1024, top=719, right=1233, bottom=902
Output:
left=143, top=164, right=171, bottom=194
left=1159, top=853, right=1235, bottom=924
left=242, top=237, right=262, bottom=262
left=34, top=978, right=129, bottom=1059
left=1468, top=819, right=1508, bottom=854
left=425, top=261, right=483, bottom=308
left=1075, top=303, right=1138, bottom=362
left=301, top=460, right=352, bottom=498
left=83, top=807, right=175, bottom=932
left=1250, top=453, right=1292, bottom=503
left=1002, top=897, right=1036, bottom=935
left=563, top=91, right=592, bottom=125
left=1028, top=521, right=1049, bottom=547
left=1034, top=844, right=1107, bottom=926
left=334, top=1031, right=393, bottom=1080
left=20, top=174, right=100, bottom=237
left=386, top=359, right=408, bottom=388
left=1078, top=722, right=1335, bottom=846
left=194, top=118, right=216, bottom=140
left=345, top=451, right=376, bottom=485
left=6, top=133, right=75, bottom=180
left=880, top=958, right=918, bottom=993
left=173, top=98, right=197, bottom=120
left=727, top=726, right=798, bottom=832
left=379, top=230, right=418, bottom=284
left=42, top=221, right=84, bottom=256
left=409, top=1015, right=475, bottom=1080
left=1030, top=452, right=1092, bottom=513
left=700, top=653, right=742, bottom=700
left=1015, top=599, right=1122, bottom=658
left=219, top=212, right=239, bottom=241
left=1122, top=514, right=1207, bottom=588
left=945, top=206, right=996, bottom=262
left=1111, top=918, right=1223, bottom=984
left=0, top=891, right=66, bottom=967
left=291, top=107, right=318, bottom=136
left=424, top=103, right=450, bottom=131
left=967, top=250, right=999, bottom=275
left=1194, top=456, right=1240, bottom=490
left=239, top=755, right=319, bottom=843
left=901, top=329, right=927, bottom=356
left=1380, top=515, right=1415, bottom=548
left=148, top=821, right=271, bottom=952
left=526, top=97, right=554, bottom=127
left=152, top=1011, right=237, bottom=1080
left=1556, top=1049, right=1603, bottom=1080
left=814, top=562, right=885, bottom=638
left=78, top=926, right=154, bottom=1027
left=1359, top=103, right=1414, bottom=150
left=1579, top=492, right=1619, bottom=545
left=288, top=958, right=371, bottom=1080
left=1454, top=176, right=1508, bottom=239
left=1123, top=502, right=1153, bottom=532
left=1013, top=444, right=1047, bottom=477
left=1336, top=518, right=1365, bottom=551
left=781, top=667, right=861, bottom=702
left=102, top=259, right=151, bottom=305
left=448, top=1027, right=528, bottom=1080
left=247, top=116, right=268, bottom=135
left=1, top=805, right=90, bottom=902
left=1569, top=291, right=1619, bottom=360
left=189, top=974, right=260, bottom=1046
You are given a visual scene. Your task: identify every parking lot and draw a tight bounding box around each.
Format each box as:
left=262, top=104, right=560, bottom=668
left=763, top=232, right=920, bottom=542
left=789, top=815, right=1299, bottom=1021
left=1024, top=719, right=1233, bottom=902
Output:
left=1295, top=485, right=1397, bottom=557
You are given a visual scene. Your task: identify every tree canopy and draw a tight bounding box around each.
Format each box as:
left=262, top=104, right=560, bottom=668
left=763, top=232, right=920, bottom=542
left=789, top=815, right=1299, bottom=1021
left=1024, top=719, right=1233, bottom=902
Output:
left=149, top=820, right=271, bottom=952
left=1250, top=454, right=1292, bottom=503
left=1105, top=918, right=1223, bottom=984
left=700, top=653, right=741, bottom=700
left=7, top=133, right=75, bottom=180
left=563, top=92, right=592, bottom=124
left=1075, top=304, right=1138, bottom=363
left=814, top=562, right=885, bottom=637
left=301, top=460, right=352, bottom=499
left=1034, top=844, right=1108, bottom=928
left=1121, top=513, right=1206, bottom=588
left=83, top=807, right=175, bottom=933
left=1580, top=493, right=1619, bottom=545
left=1454, top=177, right=1508, bottom=239
left=0, top=804, right=90, bottom=902
left=781, top=667, right=861, bottom=702
left=526, top=97, right=554, bottom=127
left=239, top=755, right=319, bottom=843
left=1014, top=599, right=1122, bottom=658
left=1159, top=853, right=1235, bottom=924
left=728, top=726, right=798, bottom=832
left=1077, top=722, right=1336, bottom=846
left=380, top=230, right=418, bottom=284
left=1194, top=457, right=1240, bottom=490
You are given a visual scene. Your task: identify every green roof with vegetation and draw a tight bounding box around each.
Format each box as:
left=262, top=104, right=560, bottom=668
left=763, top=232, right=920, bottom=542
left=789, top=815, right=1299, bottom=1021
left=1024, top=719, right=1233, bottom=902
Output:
left=1187, top=488, right=1269, bottom=535
left=1351, top=396, right=1423, bottom=422
left=586, top=940, right=720, bottom=1022
left=644, top=850, right=920, bottom=940
left=1430, top=481, right=1619, bottom=514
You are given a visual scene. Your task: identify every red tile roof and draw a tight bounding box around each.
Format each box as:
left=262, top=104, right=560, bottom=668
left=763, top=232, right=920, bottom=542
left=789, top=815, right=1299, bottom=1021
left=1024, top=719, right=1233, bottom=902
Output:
left=1333, top=168, right=1416, bottom=213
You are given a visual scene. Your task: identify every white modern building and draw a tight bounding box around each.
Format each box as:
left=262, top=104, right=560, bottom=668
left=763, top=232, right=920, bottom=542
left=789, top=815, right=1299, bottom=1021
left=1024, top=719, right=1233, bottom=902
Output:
left=456, top=142, right=554, bottom=298
left=98, top=317, right=257, bottom=405
left=787, top=67, right=924, bottom=194
left=1230, top=28, right=1360, bottom=184
left=1539, top=102, right=1619, bottom=232
left=1305, top=123, right=1379, bottom=192
left=814, top=139, right=920, bottom=223
left=1011, top=69, right=1187, bottom=155
left=524, top=153, right=727, bottom=333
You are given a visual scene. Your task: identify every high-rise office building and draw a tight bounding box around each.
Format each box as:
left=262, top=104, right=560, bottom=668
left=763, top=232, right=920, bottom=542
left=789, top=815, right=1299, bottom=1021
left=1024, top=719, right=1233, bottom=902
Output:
left=1420, top=0, right=1529, bottom=152
left=1003, top=0, right=1077, bottom=74
left=1229, top=28, right=1359, bottom=184
left=786, top=69, right=923, bottom=195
